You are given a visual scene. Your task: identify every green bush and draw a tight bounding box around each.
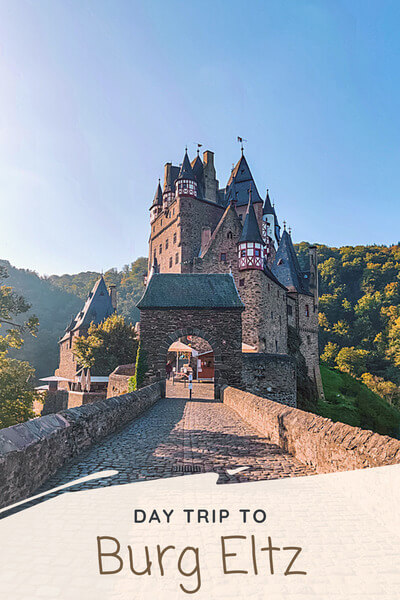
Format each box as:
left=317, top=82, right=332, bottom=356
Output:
left=128, top=342, right=147, bottom=391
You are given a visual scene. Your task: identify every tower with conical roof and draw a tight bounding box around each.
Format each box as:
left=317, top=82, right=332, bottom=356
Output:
left=175, top=149, right=198, bottom=199
left=238, top=194, right=265, bottom=271
left=150, top=180, right=163, bottom=223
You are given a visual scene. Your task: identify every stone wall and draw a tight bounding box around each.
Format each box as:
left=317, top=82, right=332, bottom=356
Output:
left=67, top=391, right=106, bottom=408
left=107, top=364, right=135, bottom=398
left=242, top=353, right=297, bottom=407
left=41, top=390, right=68, bottom=415
left=0, top=382, right=164, bottom=509
left=222, top=386, right=400, bottom=473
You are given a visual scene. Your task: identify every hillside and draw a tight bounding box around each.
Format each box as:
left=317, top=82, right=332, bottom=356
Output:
left=0, top=258, right=147, bottom=378
left=1, top=260, right=82, bottom=378
left=295, top=243, right=400, bottom=407
left=318, top=364, right=400, bottom=438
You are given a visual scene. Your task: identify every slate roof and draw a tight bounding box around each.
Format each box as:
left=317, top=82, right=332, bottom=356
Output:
left=224, top=154, right=263, bottom=206
left=271, top=230, right=311, bottom=295
left=191, top=154, right=204, bottom=197
left=163, top=164, right=180, bottom=192
left=151, top=181, right=163, bottom=207
left=263, top=190, right=273, bottom=215
left=60, top=276, right=115, bottom=342
left=177, top=150, right=196, bottom=181
left=239, top=200, right=264, bottom=245
left=137, top=274, right=244, bottom=310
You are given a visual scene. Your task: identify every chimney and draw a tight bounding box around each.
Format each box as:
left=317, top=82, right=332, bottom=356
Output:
left=201, top=227, right=212, bottom=253
left=109, top=284, right=117, bottom=311
left=203, top=150, right=214, bottom=168
left=164, top=162, right=172, bottom=190
left=202, top=151, right=218, bottom=203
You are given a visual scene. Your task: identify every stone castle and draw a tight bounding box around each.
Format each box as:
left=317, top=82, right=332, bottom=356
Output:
left=146, top=147, right=322, bottom=400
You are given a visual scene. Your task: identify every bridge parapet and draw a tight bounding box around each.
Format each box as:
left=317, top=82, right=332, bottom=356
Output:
left=221, top=386, right=400, bottom=473
left=0, top=381, right=164, bottom=509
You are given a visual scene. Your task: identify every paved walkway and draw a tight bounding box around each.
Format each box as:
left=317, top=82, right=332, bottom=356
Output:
left=36, top=383, right=314, bottom=496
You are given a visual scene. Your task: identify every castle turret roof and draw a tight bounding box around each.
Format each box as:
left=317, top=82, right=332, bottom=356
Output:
left=59, top=276, right=115, bottom=342
left=151, top=181, right=163, bottom=207
left=271, top=230, right=311, bottom=295
left=225, top=153, right=263, bottom=206
left=191, top=154, right=204, bottom=197
left=177, top=150, right=196, bottom=181
left=263, top=189, right=273, bottom=215
left=239, top=198, right=264, bottom=245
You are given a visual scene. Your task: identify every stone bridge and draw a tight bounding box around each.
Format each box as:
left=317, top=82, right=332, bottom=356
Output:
left=1, top=382, right=400, bottom=513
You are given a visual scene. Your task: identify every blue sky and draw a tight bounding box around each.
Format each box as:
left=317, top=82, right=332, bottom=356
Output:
left=1, top=0, right=399, bottom=275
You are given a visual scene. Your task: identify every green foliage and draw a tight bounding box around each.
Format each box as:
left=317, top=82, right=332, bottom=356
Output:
left=129, top=342, right=147, bottom=391
left=0, top=263, right=38, bottom=352
left=0, top=354, right=39, bottom=429
left=73, top=313, right=138, bottom=375
left=295, top=243, right=400, bottom=386
left=317, top=365, right=400, bottom=438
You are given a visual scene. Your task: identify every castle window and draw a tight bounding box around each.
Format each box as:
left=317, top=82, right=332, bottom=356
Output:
left=239, top=279, right=245, bottom=287
left=161, top=219, right=163, bottom=226
left=279, top=315, right=282, bottom=326
left=267, top=283, right=270, bottom=291
left=275, top=340, right=278, bottom=352
left=159, top=244, right=162, bottom=254
left=287, top=305, right=292, bottom=316
left=165, top=239, right=169, bottom=250
left=227, top=231, right=233, bottom=239
left=271, top=311, right=274, bottom=319
left=169, top=257, right=172, bottom=268
left=254, top=248, right=260, bottom=257
left=277, top=290, right=280, bottom=297
left=307, top=335, right=311, bottom=344
left=220, top=252, right=227, bottom=262
left=241, top=249, right=246, bottom=257
left=173, top=233, right=177, bottom=244
left=239, top=214, right=243, bottom=221
left=175, top=253, right=179, bottom=264
left=305, top=304, right=310, bottom=317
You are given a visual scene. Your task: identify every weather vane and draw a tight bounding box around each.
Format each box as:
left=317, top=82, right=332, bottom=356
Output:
left=237, top=136, right=247, bottom=154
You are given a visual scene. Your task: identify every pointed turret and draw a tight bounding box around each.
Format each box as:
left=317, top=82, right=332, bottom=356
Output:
left=191, top=154, right=204, bottom=198
left=150, top=180, right=163, bottom=222
left=225, top=153, right=263, bottom=207
left=263, top=189, right=273, bottom=215
left=238, top=196, right=265, bottom=271
left=271, top=230, right=311, bottom=294
left=176, top=149, right=197, bottom=198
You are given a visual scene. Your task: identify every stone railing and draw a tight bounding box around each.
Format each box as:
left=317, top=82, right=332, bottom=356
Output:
left=0, top=381, right=164, bottom=509
left=221, top=386, right=400, bottom=472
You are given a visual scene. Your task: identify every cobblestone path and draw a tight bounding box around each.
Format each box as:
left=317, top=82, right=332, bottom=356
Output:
left=35, top=383, right=314, bottom=496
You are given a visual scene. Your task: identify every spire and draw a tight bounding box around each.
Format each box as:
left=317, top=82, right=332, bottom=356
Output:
left=151, top=180, right=163, bottom=207
left=239, top=195, right=264, bottom=245
left=177, top=149, right=196, bottom=181
left=271, top=230, right=310, bottom=294
left=225, top=153, right=263, bottom=206
left=263, top=189, right=274, bottom=215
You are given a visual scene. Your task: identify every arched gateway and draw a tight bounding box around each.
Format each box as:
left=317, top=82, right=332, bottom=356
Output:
left=137, top=273, right=244, bottom=398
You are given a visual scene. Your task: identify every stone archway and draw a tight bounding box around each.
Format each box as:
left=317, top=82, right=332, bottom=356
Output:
left=137, top=273, right=245, bottom=399
left=159, top=327, right=220, bottom=397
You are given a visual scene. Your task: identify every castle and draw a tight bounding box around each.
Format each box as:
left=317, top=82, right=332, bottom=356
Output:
left=147, top=148, right=322, bottom=398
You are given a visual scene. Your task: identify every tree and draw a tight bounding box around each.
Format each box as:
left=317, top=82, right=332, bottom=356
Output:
left=335, top=347, right=370, bottom=378
left=0, top=265, right=40, bottom=429
left=321, top=342, right=339, bottom=366
left=128, top=341, right=147, bottom=392
left=73, top=313, right=138, bottom=375
left=0, top=264, right=38, bottom=352
left=0, top=355, right=38, bottom=428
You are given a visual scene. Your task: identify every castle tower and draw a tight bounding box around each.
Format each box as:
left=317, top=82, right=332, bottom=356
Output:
left=271, top=230, right=322, bottom=396
left=175, top=150, right=198, bottom=199
left=261, top=189, right=277, bottom=265
left=238, top=196, right=265, bottom=271
left=150, top=180, right=163, bottom=224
